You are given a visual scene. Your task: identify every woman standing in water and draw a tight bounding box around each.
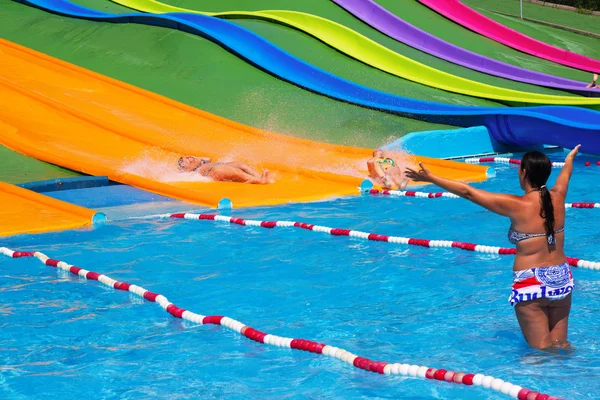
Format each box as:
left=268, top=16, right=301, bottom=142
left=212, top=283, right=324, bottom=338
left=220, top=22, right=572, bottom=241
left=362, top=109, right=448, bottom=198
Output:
left=406, top=146, right=580, bottom=350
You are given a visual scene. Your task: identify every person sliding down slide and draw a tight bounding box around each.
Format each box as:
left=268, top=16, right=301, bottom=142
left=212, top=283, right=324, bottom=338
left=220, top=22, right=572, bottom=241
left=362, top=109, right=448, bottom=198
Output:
left=178, top=156, right=273, bottom=184
left=367, top=149, right=409, bottom=190
left=406, top=146, right=581, bottom=351
left=587, top=74, right=599, bottom=89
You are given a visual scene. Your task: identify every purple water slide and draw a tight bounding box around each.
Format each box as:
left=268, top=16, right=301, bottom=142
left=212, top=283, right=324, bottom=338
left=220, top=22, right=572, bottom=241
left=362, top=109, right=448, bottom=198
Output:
left=420, top=0, right=600, bottom=73
left=332, top=0, right=599, bottom=97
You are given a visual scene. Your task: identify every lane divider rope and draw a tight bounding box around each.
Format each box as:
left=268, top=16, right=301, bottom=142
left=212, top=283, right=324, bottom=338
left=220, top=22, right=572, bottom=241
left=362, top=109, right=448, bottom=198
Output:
left=154, top=213, right=600, bottom=271
left=367, top=189, right=460, bottom=199
left=365, top=189, right=600, bottom=209
left=465, top=157, right=565, bottom=168
left=0, top=247, right=562, bottom=400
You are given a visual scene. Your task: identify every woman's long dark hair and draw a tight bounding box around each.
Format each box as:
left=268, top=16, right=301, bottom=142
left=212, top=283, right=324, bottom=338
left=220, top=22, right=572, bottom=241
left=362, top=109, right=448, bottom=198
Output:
left=521, top=151, right=555, bottom=245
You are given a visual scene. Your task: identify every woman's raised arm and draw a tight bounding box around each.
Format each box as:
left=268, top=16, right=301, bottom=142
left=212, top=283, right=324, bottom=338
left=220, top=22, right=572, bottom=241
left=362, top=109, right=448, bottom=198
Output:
left=553, top=145, right=580, bottom=196
left=406, top=163, right=521, bottom=217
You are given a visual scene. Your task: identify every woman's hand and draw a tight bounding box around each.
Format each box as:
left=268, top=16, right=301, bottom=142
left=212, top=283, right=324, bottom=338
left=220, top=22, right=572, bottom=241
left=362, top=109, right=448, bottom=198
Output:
left=405, top=162, right=434, bottom=183
left=565, top=144, right=581, bottom=162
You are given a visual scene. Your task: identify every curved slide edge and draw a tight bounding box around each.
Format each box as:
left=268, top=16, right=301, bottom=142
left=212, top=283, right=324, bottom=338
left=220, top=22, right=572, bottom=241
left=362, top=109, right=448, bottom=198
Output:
left=110, top=0, right=600, bottom=108
left=383, top=126, right=519, bottom=159
left=0, top=39, right=488, bottom=212
left=418, top=0, right=600, bottom=74
left=15, top=0, right=600, bottom=155
left=0, top=181, right=103, bottom=237
left=333, top=0, right=599, bottom=97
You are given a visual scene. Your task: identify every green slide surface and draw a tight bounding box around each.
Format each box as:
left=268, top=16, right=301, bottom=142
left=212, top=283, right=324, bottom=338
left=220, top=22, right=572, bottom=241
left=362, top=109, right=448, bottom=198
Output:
left=0, top=146, right=80, bottom=184
left=110, top=0, right=600, bottom=109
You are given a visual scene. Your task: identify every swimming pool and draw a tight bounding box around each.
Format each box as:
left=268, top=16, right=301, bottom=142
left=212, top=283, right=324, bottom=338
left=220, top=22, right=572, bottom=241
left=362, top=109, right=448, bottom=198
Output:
left=2, top=152, right=600, bottom=399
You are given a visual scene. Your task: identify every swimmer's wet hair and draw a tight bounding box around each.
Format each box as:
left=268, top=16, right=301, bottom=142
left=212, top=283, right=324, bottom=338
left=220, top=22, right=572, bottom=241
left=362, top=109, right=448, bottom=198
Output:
left=521, top=151, right=554, bottom=243
left=177, top=157, right=185, bottom=171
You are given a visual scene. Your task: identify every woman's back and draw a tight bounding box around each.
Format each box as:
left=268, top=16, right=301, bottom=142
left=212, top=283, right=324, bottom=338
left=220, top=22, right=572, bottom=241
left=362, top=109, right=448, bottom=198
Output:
left=510, top=188, right=566, bottom=270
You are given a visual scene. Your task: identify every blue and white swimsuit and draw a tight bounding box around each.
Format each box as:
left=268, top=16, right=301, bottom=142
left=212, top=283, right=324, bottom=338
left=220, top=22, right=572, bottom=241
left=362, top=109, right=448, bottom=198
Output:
left=509, top=263, right=574, bottom=306
left=507, top=227, right=573, bottom=306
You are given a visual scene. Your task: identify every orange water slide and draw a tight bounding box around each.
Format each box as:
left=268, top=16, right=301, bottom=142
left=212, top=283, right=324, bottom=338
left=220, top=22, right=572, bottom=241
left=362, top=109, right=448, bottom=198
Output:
left=0, top=181, right=99, bottom=236
left=0, top=39, right=487, bottom=208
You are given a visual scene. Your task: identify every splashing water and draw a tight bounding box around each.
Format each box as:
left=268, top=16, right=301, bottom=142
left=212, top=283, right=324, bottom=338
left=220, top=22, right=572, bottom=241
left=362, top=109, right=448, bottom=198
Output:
left=121, top=150, right=212, bottom=183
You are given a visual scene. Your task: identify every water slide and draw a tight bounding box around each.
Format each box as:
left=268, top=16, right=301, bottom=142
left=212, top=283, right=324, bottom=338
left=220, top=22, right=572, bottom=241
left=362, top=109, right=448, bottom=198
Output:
left=0, top=181, right=99, bottom=236
left=16, top=0, right=600, bottom=154
left=332, top=0, right=599, bottom=97
left=418, top=0, right=600, bottom=74
left=110, top=0, right=600, bottom=109
left=0, top=39, right=488, bottom=209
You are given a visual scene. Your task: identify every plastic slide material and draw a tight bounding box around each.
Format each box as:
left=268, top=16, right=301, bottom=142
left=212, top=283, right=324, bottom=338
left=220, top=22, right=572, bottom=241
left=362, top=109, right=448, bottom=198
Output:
left=0, top=39, right=487, bottom=209
left=0, top=181, right=99, bottom=236
left=333, top=0, right=599, bottom=97
left=17, top=0, right=600, bottom=154
left=110, top=0, right=600, bottom=108
left=418, top=0, right=600, bottom=74
left=383, top=126, right=500, bottom=159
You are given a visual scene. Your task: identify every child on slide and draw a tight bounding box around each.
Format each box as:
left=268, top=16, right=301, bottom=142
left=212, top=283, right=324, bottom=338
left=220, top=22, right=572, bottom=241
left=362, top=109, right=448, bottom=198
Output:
left=367, top=149, right=409, bottom=190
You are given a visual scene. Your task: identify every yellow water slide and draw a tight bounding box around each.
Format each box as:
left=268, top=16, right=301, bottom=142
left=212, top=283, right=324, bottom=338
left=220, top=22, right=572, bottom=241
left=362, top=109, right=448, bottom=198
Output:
left=0, top=39, right=486, bottom=209
left=0, top=181, right=99, bottom=236
left=112, top=0, right=600, bottom=109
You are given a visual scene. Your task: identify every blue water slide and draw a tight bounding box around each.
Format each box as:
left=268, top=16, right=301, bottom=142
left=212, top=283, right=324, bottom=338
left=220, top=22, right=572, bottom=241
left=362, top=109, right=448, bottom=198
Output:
left=16, top=0, right=600, bottom=154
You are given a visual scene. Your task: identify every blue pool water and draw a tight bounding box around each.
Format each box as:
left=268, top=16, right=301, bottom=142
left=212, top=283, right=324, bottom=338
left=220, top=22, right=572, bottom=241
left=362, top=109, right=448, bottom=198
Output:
left=2, top=153, right=600, bottom=399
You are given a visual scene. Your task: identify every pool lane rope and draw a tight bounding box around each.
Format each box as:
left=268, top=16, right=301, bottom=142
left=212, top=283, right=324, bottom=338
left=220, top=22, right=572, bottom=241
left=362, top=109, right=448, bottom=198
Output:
left=465, top=157, right=565, bottom=168
left=365, top=189, right=600, bottom=209
left=0, top=247, right=561, bottom=400
left=155, top=213, right=600, bottom=271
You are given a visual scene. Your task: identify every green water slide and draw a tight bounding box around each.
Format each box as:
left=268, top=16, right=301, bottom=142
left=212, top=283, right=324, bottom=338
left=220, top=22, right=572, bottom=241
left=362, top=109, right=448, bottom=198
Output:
left=107, top=0, right=600, bottom=109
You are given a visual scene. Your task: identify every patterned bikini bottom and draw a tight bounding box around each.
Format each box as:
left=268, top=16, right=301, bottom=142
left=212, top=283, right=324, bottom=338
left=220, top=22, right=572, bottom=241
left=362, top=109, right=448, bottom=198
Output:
left=509, top=262, right=574, bottom=306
